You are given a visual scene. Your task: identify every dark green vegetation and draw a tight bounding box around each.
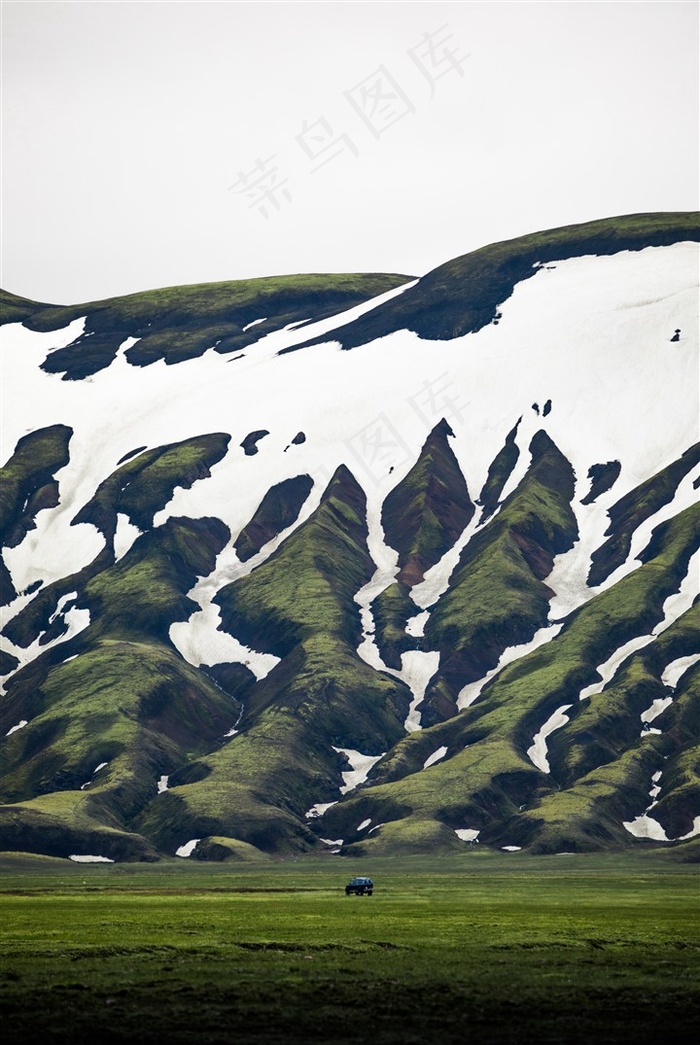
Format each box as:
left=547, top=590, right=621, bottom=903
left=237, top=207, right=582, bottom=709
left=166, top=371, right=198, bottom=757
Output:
left=291, top=212, right=700, bottom=351
left=0, top=853, right=698, bottom=1044
left=374, top=420, right=474, bottom=668
left=588, top=443, right=700, bottom=586
left=421, top=429, right=578, bottom=722
left=2, top=432, right=230, bottom=651
left=76, top=433, right=231, bottom=541
left=0, top=425, right=72, bottom=604
left=581, top=460, right=622, bottom=506
left=0, top=288, right=57, bottom=325
left=322, top=499, right=699, bottom=856
left=477, top=418, right=521, bottom=521
left=373, top=582, right=419, bottom=670
left=136, top=467, right=412, bottom=855
left=1, top=426, right=698, bottom=861
left=234, top=475, right=313, bottom=562
left=382, top=420, right=474, bottom=587
left=1, top=213, right=698, bottom=863
left=0, top=430, right=244, bottom=860
left=1, top=273, right=412, bottom=379
left=0, top=510, right=239, bottom=860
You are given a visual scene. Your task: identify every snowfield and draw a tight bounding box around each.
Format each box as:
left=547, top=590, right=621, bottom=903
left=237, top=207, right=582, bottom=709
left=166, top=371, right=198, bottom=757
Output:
left=2, top=246, right=697, bottom=630
left=1, top=239, right=698, bottom=857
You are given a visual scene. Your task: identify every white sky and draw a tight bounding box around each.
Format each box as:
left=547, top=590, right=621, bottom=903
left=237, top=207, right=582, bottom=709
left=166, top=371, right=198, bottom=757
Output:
left=1, top=0, right=698, bottom=304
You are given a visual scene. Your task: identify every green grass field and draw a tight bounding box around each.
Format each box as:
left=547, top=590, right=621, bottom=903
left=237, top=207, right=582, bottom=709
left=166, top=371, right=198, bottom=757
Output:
left=1, top=850, right=698, bottom=1044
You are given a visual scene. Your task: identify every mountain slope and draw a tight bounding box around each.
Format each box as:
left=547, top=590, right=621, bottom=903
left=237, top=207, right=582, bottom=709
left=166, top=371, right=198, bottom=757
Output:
left=0, top=212, right=698, bottom=861
left=1, top=273, right=412, bottom=379
left=290, top=212, right=700, bottom=350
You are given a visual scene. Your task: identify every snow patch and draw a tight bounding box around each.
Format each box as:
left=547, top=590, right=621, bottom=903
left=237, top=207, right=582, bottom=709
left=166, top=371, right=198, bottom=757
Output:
left=623, top=814, right=670, bottom=841
left=1, top=367, right=107, bottom=601
left=502, top=846, right=522, bottom=852
left=5, top=718, right=28, bottom=735
left=678, top=817, right=700, bottom=840
left=594, top=466, right=700, bottom=595
left=455, top=829, right=480, bottom=842
left=175, top=839, right=201, bottom=857
left=113, top=513, right=142, bottom=561
left=357, top=818, right=372, bottom=831
left=457, top=623, right=563, bottom=710
left=5, top=719, right=28, bottom=736
left=80, top=761, right=109, bottom=790
left=527, top=704, right=572, bottom=773
left=405, top=610, right=430, bottom=638
left=0, top=591, right=91, bottom=693
left=157, top=775, right=169, bottom=794
left=423, top=745, right=448, bottom=769
left=401, top=651, right=440, bottom=732
left=221, top=703, right=245, bottom=739
left=623, top=768, right=699, bottom=841
left=494, top=409, right=543, bottom=506
left=547, top=479, right=618, bottom=619
left=661, top=653, right=700, bottom=689
left=69, top=855, right=114, bottom=863
left=168, top=493, right=324, bottom=678
left=625, top=782, right=700, bottom=840
left=578, top=636, right=654, bottom=703
left=640, top=698, right=673, bottom=724
left=305, top=802, right=337, bottom=819
left=332, top=747, right=384, bottom=794
left=354, top=497, right=400, bottom=658
left=3, top=249, right=696, bottom=637
left=354, top=497, right=439, bottom=731
left=579, top=548, right=700, bottom=703
left=170, top=590, right=279, bottom=680
left=409, top=513, right=481, bottom=612
left=112, top=335, right=140, bottom=363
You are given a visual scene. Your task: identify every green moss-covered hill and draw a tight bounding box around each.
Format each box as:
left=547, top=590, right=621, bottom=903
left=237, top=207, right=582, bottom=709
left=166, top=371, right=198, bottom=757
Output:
left=1, top=213, right=698, bottom=861
left=0, top=272, right=412, bottom=379
left=2, top=425, right=695, bottom=861
left=291, top=212, right=700, bottom=351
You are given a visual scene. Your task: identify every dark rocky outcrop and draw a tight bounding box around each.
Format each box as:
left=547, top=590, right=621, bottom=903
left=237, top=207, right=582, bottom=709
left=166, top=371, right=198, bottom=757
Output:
left=234, top=475, right=313, bottom=561
left=588, top=443, right=700, bottom=586
left=478, top=418, right=521, bottom=522
left=422, top=431, right=578, bottom=719
left=240, top=430, right=269, bottom=456
left=581, top=460, right=621, bottom=505
left=289, top=213, right=700, bottom=352
left=382, top=419, right=474, bottom=587
left=0, top=425, right=73, bottom=605
left=2, top=274, right=413, bottom=379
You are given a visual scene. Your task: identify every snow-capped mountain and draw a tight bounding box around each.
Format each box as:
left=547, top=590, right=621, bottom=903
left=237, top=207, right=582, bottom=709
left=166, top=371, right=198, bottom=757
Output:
left=1, top=213, right=698, bottom=862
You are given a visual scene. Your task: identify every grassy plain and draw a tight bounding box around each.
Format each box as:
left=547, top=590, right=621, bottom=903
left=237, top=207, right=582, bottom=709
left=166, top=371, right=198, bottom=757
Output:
left=1, top=850, right=698, bottom=1044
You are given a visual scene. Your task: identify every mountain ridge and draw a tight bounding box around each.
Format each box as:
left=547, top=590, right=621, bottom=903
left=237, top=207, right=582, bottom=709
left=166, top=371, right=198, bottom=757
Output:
left=1, top=213, right=698, bottom=862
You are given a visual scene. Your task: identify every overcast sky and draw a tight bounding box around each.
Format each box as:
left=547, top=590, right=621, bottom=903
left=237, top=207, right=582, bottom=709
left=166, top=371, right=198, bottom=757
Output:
left=2, top=0, right=698, bottom=304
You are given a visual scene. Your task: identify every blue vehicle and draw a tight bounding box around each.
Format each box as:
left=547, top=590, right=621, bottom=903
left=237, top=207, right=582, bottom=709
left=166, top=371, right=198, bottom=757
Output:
left=345, top=876, right=374, bottom=896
